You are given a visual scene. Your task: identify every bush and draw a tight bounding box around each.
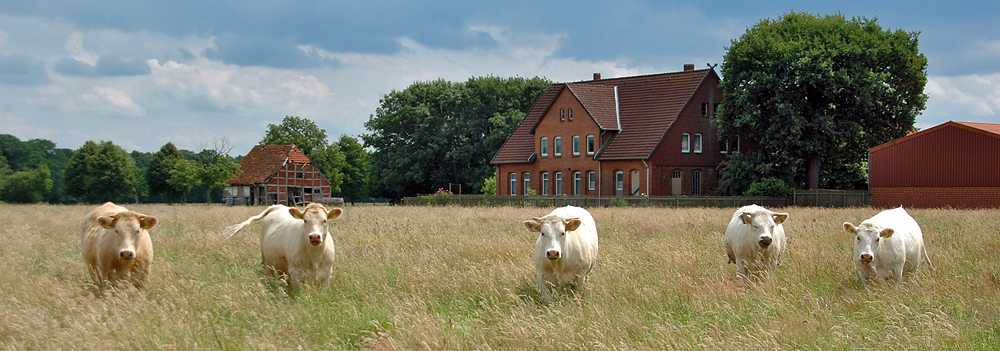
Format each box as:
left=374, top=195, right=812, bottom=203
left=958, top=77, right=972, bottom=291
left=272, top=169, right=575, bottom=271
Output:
left=743, top=177, right=794, bottom=197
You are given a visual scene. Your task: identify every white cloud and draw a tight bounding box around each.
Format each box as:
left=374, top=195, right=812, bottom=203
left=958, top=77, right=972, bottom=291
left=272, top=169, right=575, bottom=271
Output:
left=925, top=74, right=1000, bottom=121
left=89, top=86, right=145, bottom=116
left=65, top=32, right=98, bottom=65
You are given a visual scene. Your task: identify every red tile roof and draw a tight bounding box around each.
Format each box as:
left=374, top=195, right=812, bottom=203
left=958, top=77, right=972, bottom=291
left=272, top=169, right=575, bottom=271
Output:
left=228, top=144, right=312, bottom=185
left=491, top=69, right=714, bottom=163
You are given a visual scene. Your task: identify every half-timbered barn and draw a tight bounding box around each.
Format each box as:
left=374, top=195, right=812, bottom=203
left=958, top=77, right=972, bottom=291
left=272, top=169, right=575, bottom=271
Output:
left=225, top=144, right=332, bottom=206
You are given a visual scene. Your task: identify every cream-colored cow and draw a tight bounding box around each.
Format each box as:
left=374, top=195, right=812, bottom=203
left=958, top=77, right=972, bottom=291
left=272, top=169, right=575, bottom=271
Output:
left=524, top=206, right=599, bottom=302
left=224, top=203, right=343, bottom=291
left=81, top=202, right=157, bottom=293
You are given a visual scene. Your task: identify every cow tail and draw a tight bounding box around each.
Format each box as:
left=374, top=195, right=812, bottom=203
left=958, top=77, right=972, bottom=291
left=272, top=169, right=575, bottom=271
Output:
left=222, top=205, right=283, bottom=242
left=922, top=245, right=933, bottom=271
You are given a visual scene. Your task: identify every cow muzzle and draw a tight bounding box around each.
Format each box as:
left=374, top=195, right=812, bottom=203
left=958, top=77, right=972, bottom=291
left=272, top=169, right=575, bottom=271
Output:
left=859, top=253, right=873, bottom=264
left=308, top=233, right=323, bottom=246
left=758, top=236, right=772, bottom=248
left=119, top=249, right=135, bottom=260
left=546, top=250, right=561, bottom=260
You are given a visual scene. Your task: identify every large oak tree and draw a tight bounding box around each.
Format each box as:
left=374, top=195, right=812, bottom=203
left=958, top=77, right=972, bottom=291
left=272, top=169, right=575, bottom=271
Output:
left=717, top=12, right=927, bottom=192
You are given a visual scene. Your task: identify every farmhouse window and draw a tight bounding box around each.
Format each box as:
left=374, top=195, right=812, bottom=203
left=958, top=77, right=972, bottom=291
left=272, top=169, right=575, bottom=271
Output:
left=510, top=173, right=517, bottom=195
left=523, top=173, right=531, bottom=195
left=587, top=135, right=595, bottom=155
left=542, top=172, right=550, bottom=195
left=588, top=171, right=596, bottom=190
left=701, top=103, right=708, bottom=118
left=568, top=108, right=574, bottom=121
left=555, top=172, right=563, bottom=195
left=572, top=136, right=580, bottom=156
left=560, top=109, right=565, bottom=121
left=692, top=170, right=702, bottom=196
left=681, top=133, right=690, bottom=153
left=615, top=171, right=624, bottom=191
left=540, top=137, right=548, bottom=157
left=720, top=139, right=728, bottom=154
left=554, top=137, right=562, bottom=157
left=693, top=133, right=703, bottom=154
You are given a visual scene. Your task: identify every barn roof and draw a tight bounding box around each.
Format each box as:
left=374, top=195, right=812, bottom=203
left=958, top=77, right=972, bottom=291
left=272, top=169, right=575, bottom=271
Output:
left=491, top=69, right=715, bottom=164
left=870, top=121, right=1000, bottom=153
left=228, top=144, right=312, bottom=185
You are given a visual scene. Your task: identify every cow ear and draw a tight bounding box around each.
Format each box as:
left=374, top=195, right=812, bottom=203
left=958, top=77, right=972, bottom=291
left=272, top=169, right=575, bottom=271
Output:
left=289, top=207, right=304, bottom=220
left=139, top=215, right=158, bottom=230
left=98, top=216, right=115, bottom=229
left=523, top=218, right=541, bottom=232
left=740, top=212, right=753, bottom=224
left=327, top=208, right=343, bottom=220
left=843, top=222, right=857, bottom=234
left=772, top=212, right=789, bottom=224
left=880, top=228, right=895, bottom=238
left=564, top=218, right=582, bottom=232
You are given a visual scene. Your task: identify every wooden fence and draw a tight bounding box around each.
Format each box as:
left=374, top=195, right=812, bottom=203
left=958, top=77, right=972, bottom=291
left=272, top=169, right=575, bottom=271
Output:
left=402, top=189, right=871, bottom=208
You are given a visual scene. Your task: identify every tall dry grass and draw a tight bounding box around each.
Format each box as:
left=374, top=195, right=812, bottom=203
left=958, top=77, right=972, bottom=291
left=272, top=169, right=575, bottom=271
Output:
left=0, top=203, right=998, bottom=350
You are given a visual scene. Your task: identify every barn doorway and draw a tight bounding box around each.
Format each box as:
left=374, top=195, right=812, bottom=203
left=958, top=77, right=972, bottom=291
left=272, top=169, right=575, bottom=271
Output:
left=671, top=170, right=682, bottom=196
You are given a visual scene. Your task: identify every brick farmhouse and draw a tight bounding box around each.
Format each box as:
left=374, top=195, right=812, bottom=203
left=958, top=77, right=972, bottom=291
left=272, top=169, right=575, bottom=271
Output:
left=490, top=65, right=731, bottom=197
left=225, top=144, right=332, bottom=206
left=870, top=121, right=1000, bottom=209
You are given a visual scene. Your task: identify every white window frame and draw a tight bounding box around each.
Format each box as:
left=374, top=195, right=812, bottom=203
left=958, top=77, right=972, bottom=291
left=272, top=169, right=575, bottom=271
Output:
left=560, top=109, right=565, bottom=121
left=523, top=173, right=531, bottom=195
left=542, top=172, right=550, bottom=195
left=540, top=137, right=548, bottom=157
left=615, top=171, right=624, bottom=191
left=693, top=133, right=703, bottom=154
left=588, top=171, right=596, bottom=190
left=555, top=172, right=563, bottom=195
left=586, top=135, right=595, bottom=155
left=572, top=136, right=580, bottom=156
left=554, top=137, right=562, bottom=157
left=568, top=108, right=573, bottom=121
left=509, top=173, right=517, bottom=195
left=681, top=133, right=691, bottom=153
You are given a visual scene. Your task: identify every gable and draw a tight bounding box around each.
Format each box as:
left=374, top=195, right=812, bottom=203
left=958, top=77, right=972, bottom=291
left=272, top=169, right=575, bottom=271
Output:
left=870, top=121, right=1000, bottom=187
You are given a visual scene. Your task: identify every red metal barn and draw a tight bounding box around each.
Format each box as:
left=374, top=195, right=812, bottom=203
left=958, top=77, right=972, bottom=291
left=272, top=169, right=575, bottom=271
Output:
left=869, top=121, right=1000, bottom=209
left=225, top=144, right=332, bottom=206
left=490, top=64, right=729, bottom=197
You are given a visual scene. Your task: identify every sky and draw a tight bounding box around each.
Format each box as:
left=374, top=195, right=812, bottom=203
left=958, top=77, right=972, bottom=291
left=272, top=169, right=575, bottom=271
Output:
left=1, top=1, right=998, bottom=155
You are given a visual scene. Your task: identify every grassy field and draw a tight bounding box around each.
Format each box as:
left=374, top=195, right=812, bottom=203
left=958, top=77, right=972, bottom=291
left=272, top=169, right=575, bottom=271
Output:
left=0, top=203, right=998, bottom=350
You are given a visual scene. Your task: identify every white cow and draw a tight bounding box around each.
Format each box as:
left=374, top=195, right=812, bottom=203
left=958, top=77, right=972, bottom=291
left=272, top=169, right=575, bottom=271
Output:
left=523, top=206, right=599, bottom=302
left=724, top=204, right=789, bottom=282
left=843, top=207, right=925, bottom=286
left=224, top=203, right=343, bottom=291
left=81, top=202, right=158, bottom=294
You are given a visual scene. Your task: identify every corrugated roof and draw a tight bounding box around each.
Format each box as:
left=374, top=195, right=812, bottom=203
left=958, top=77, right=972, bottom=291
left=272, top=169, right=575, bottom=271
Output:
left=228, top=144, right=312, bottom=185
left=491, top=69, right=713, bottom=164
left=871, top=121, right=1000, bottom=153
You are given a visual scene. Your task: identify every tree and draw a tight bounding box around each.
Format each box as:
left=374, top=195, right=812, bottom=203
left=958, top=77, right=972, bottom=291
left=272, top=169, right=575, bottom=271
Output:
left=260, top=116, right=345, bottom=193
left=363, top=75, right=550, bottom=199
left=65, top=141, right=142, bottom=203
left=717, top=12, right=927, bottom=193
left=147, top=143, right=189, bottom=202
left=0, top=165, right=52, bottom=203
left=336, top=135, right=370, bottom=203
left=168, top=137, right=242, bottom=204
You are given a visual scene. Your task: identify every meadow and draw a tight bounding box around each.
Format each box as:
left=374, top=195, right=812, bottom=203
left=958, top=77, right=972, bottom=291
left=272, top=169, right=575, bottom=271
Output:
left=0, top=203, right=998, bottom=350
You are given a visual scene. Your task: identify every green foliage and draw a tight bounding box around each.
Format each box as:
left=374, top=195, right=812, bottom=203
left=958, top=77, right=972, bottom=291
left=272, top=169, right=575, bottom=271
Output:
left=168, top=149, right=241, bottom=204
left=363, top=75, right=551, bottom=199
left=0, top=134, right=73, bottom=203
left=480, top=175, right=497, bottom=195
left=336, top=135, right=370, bottom=203
left=147, top=143, right=189, bottom=202
left=717, top=153, right=797, bottom=196
left=717, top=12, right=927, bottom=189
left=0, top=165, right=52, bottom=203
left=743, top=177, right=794, bottom=197
left=261, top=116, right=345, bottom=194
left=64, top=141, right=142, bottom=203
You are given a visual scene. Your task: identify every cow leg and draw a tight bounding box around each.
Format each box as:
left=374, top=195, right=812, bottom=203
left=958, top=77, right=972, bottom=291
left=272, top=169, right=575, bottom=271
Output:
left=537, top=273, right=552, bottom=303
left=288, top=268, right=304, bottom=292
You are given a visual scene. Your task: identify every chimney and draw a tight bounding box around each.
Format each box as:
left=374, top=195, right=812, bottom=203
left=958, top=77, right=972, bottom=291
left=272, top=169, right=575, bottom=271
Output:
left=683, top=63, right=695, bottom=71
left=593, top=72, right=602, bottom=80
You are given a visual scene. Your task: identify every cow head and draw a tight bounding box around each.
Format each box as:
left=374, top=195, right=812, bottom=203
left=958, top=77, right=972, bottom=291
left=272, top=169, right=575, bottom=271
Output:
left=524, top=215, right=582, bottom=260
left=740, top=210, right=788, bottom=249
left=844, top=222, right=894, bottom=266
left=289, top=203, right=343, bottom=246
left=99, top=212, right=157, bottom=261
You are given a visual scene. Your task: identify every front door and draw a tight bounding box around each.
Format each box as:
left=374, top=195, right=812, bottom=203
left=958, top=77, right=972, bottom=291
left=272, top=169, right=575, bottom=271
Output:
left=671, top=170, right=682, bottom=196
left=630, top=170, right=640, bottom=196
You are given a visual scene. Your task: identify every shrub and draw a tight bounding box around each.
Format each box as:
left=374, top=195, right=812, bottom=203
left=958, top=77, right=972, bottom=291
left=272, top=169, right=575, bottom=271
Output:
left=743, top=177, right=794, bottom=197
